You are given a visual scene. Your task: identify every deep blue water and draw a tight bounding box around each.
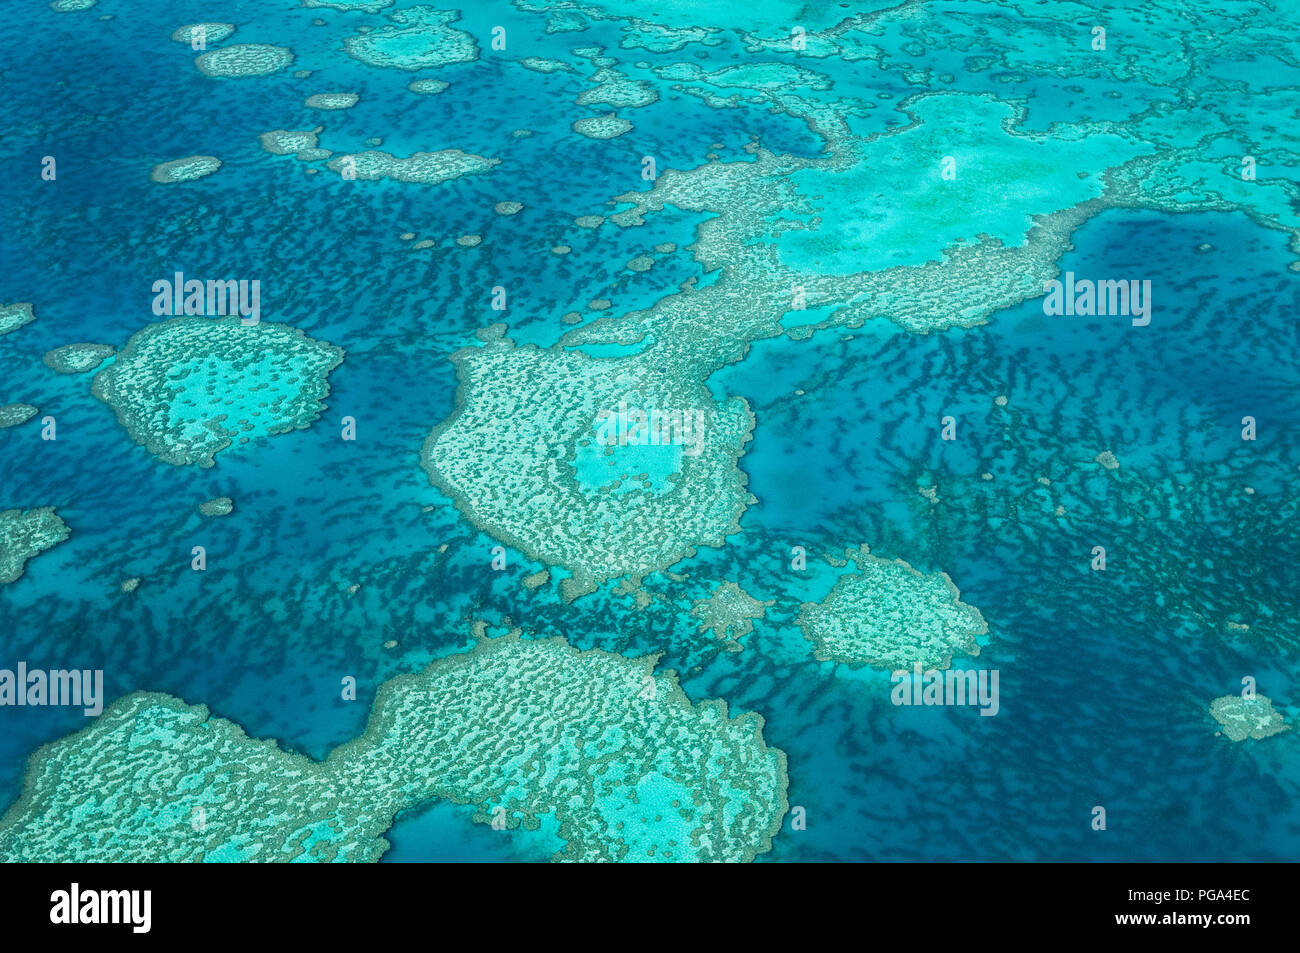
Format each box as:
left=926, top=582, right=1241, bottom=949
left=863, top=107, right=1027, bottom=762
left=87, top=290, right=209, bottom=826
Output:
left=1, top=0, right=1297, bottom=862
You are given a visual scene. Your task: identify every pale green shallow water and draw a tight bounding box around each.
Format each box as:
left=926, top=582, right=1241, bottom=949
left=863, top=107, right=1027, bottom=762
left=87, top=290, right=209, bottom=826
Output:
left=0, top=0, right=1297, bottom=863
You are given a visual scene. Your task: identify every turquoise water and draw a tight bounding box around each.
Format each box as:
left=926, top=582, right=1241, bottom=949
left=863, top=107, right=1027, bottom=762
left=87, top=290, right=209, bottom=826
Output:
left=1, top=0, right=1298, bottom=861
